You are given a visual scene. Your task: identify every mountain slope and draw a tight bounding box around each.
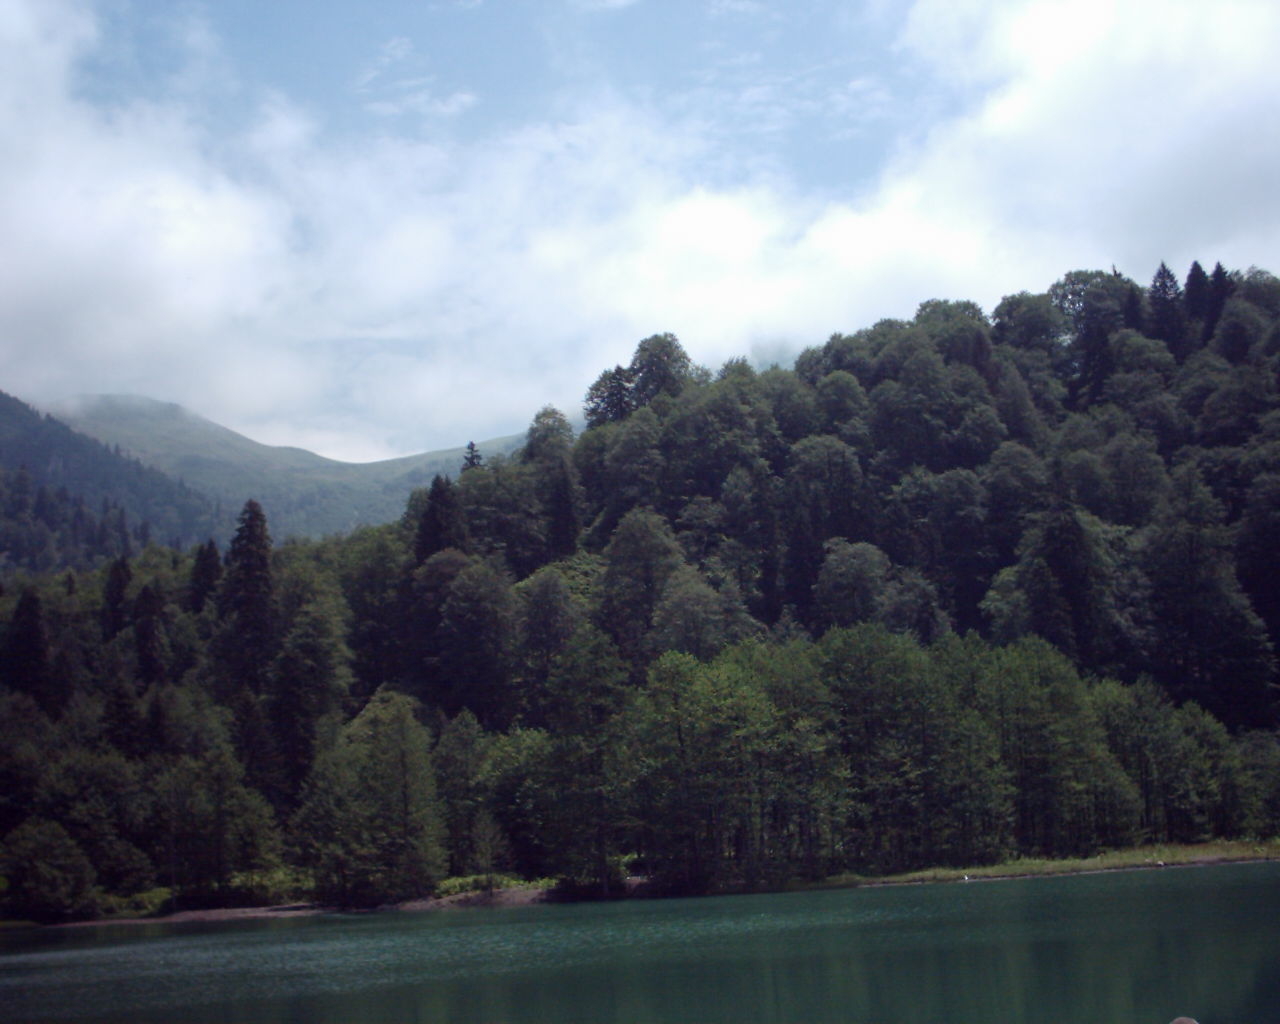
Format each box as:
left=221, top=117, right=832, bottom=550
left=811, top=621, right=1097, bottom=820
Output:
left=0, top=390, right=221, bottom=564
left=52, top=395, right=524, bottom=539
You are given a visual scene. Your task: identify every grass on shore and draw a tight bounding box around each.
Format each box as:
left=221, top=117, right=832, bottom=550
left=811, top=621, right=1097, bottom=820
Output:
left=811, top=838, right=1280, bottom=890
left=435, top=874, right=558, bottom=899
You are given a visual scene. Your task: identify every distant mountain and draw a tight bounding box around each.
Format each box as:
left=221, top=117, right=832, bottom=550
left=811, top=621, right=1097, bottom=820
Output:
left=51, top=394, right=524, bottom=539
left=0, top=389, right=221, bottom=572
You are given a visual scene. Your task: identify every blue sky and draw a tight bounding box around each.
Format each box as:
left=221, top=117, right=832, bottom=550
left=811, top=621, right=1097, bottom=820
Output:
left=3, top=0, right=1279, bottom=461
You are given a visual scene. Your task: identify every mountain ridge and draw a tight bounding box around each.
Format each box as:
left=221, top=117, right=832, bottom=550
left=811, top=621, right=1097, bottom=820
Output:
left=46, top=393, right=525, bottom=540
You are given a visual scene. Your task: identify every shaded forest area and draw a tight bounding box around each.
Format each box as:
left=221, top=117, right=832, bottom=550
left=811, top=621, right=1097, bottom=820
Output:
left=0, top=391, right=222, bottom=572
left=3, top=260, right=1280, bottom=920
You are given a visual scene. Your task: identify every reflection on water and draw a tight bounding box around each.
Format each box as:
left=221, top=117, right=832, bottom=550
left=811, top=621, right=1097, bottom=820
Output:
left=3, top=861, right=1278, bottom=1023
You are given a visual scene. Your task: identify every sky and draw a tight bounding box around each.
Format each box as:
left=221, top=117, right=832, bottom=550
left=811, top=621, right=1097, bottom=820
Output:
left=1, top=0, right=1278, bottom=462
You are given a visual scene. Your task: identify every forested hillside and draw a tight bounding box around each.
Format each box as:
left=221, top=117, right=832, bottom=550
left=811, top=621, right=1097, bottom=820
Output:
left=3, top=260, right=1280, bottom=921
left=0, top=391, right=221, bottom=573
left=55, top=394, right=525, bottom=540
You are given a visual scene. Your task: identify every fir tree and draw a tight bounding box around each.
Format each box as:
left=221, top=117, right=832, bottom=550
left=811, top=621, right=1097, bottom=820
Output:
left=1184, top=260, right=1211, bottom=322
left=101, top=556, right=133, bottom=641
left=1147, top=262, right=1189, bottom=360
left=3, top=588, right=54, bottom=714
left=188, top=539, right=222, bottom=615
left=414, top=475, right=468, bottom=565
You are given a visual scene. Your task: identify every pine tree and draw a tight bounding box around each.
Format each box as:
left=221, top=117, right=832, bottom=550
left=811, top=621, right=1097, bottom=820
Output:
left=3, top=588, right=54, bottom=714
left=1204, top=261, right=1235, bottom=340
left=270, top=593, right=352, bottom=806
left=1184, top=260, right=1211, bottom=322
left=101, top=556, right=132, bottom=641
left=1122, top=284, right=1144, bottom=331
left=1147, top=262, right=1189, bottom=360
left=133, top=583, right=169, bottom=686
left=414, top=475, right=468, bottom=565
left=217, top=501, right=275, bottom=695
left=188, top=539, right=222, bottom=614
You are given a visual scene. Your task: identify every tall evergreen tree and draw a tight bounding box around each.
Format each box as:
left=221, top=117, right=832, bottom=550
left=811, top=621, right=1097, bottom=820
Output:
left=216, top=500, right=276, bottom=695
left=188, top=539, right=221, bottom=615
left=1184, top=260, right=1211, bottom=323
left=209, top=501, right=282, bottom=803
left=1148, top=262, right=1189, bottom=360
left=132, top=583, right=169, bottom=687
left=101, top=557, right=132, bottom=642
left=1122, top=284, right=1145, bottom=331
left=414, top=475, right=468, bottom=565
left=269, top=591, right=352, bottom=805
left=2, top=588, right=55, bottom=715
left=1204, top=261, right=1235, bottom=339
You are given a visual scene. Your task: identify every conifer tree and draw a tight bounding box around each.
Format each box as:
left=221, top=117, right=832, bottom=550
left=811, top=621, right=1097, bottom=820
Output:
left=1184, top=260, right=1211, bottom=322
left=1205, top=261, right=1235, bottom=339
left=101, top=557, right=132, bottom=641
left=217, top=500, right=275, bottom=696
left=1122, top=284, right=1144, bottom=331
left=414, top=475, right=468, bottom=565
left=3, top=588, right=53, bottom=714
left=1147, top=262, right=1189, bottom=360
left=132, top=583, right=169, bottom=687
left=188, top=539, right=222, bottom=614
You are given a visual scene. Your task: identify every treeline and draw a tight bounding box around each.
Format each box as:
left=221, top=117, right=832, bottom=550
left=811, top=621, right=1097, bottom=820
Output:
left=0, top=390, right=221, bottom=569
left=2, top=259, right=1280, bottom=919
left=0, top=465, right=145, bottom=575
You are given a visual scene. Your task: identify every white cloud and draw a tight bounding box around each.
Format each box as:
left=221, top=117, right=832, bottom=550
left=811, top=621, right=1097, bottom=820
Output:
left=890, top=0, right=1280, bottom=274
left=354, top=36, right=414, bottom=91
left=354, top=36, right=477, bottom=121
left=2, top=0, right=1279, bottom=462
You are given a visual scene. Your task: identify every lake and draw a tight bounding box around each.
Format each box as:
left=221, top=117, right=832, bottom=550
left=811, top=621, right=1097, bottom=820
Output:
left=3, top=861, right=1278, bottom=1023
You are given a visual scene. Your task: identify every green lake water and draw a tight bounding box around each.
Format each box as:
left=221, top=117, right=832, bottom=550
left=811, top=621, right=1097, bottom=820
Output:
left=3, top=861, right=1278, bottom=1023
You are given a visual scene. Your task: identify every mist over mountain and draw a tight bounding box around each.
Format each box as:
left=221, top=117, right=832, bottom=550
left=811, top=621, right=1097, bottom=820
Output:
left=49, top=394, right=524, bottom=541
left=0, top=389, right=220, bottom=570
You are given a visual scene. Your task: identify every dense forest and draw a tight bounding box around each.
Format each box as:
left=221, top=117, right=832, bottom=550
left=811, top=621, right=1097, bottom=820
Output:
left=53, top=394, right=525, bottom=540
left=0, top=391, right=222, bottom=572
left=3, top=260, right=1280, bottom=921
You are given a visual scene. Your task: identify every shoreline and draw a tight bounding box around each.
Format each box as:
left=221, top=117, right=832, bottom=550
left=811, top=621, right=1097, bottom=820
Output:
left=46, top=841, right=1280, bottom=930
left=50, top=883, right=557, bottom=929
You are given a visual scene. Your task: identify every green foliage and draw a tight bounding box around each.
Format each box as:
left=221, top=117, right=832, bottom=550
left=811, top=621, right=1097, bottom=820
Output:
left=152, top=745, right=282, bottom=900
left=0, top=818, right=97, bottom=921
left=5, top=263, right=1280, bottom=921
left=434, top=873, right=538, bottom=898
left=292, top=690, right=445, bottom=906
left=0, top=391, right=220, bottom=570
left=414, top=474, right=468, bottom=564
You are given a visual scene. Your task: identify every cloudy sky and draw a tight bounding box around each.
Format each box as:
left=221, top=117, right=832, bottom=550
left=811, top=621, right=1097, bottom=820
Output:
left=1, top=0, right=1278, bottom=461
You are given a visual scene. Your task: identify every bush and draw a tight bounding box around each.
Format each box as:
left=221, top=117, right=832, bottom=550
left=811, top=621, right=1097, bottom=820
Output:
left=0, top=818, right=97, bottom=921
left=434, top=873, right=532, bottom=898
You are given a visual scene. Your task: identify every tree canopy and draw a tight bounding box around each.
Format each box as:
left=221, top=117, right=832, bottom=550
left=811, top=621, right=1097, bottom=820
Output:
left=3, top=259, right=1280, bottom=919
